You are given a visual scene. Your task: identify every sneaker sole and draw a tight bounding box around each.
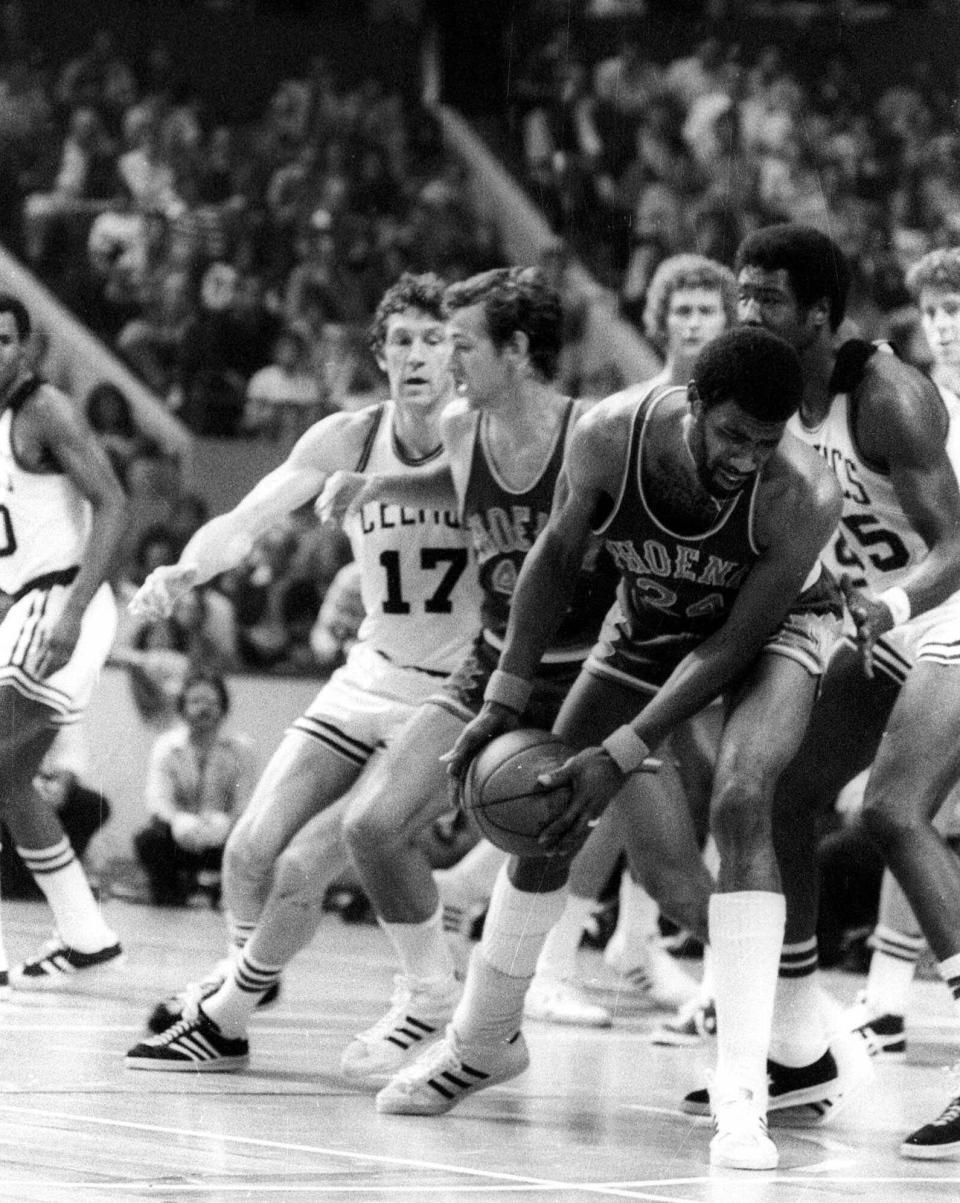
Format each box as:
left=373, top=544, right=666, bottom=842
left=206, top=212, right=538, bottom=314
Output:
left=683, top=1077, right=841, bottom=1119
left=901, top=1141, right=960, bottom=1161
left=710, top=1144, right=779, bottom=1171
left=125, top=1053, right=249, bottom=1073
left=523, top=1005, right=611, bottom=1028
left=376, top=1054, right=528, bottom=1116
left=12, top=953, right=127, bottom=990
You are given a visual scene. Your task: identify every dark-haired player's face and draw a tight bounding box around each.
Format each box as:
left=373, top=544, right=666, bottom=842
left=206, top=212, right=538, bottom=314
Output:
left=736, top=266, right=818, bottom=349
left=0, top=312, right=25, bottom=394
left=379, top=308, right=451, bottom=414
left=919, top=287, right=960, bottom=372
left=447, top=303, right=508, bottom=409
left=690, top=399, right=786, bottom=496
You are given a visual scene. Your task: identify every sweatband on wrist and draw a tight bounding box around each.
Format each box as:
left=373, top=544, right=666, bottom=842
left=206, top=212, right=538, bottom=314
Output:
left=484, top=669, right=532, bottom=713
left=601, top=725, right=652, bottom=775
left=878, top=586, right=911, bottom=627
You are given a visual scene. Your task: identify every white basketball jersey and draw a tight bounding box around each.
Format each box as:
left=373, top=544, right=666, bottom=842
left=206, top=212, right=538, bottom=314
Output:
left=344, top=403, right=481, bottom=675
left=0, top=399, right=90, bottom=595
left=788, top=361, right=960, bottom=593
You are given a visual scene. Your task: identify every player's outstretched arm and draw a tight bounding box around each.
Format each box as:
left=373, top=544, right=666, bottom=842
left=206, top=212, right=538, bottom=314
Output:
left=315, top=462, right=454, bottom=527
left=132, top=410, right=362, bottom=619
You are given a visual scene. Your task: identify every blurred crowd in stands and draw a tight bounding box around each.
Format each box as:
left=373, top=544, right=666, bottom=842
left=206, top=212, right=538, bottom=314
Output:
left=507, top=11, right=959, bottom=362
left=0, top=13, right=505, bottom=691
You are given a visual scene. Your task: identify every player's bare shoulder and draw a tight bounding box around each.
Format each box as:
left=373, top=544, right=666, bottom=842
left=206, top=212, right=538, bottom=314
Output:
left=13, top=380, right=92, bottom=468
left=571, top=384, right=647, bottom=469
left=289, top=400, right=386, bottom=471
left=762, top=430, right=842, bottom=535
left=857, top=346, right=948, bottom=463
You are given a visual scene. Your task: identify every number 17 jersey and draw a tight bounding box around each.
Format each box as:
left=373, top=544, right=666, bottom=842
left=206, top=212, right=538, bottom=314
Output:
left=344, top=402, right=482, bottom=676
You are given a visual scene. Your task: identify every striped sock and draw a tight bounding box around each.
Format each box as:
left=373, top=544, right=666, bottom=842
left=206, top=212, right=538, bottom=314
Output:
left=936, top=950, right=960, bottom=1020
left=769, top=938, right=828, bottom=1068
left=17, top=838, right=115, bottom=952
left=202, top=949, right=283, bottom=1037
left=867, top=924, right=923, bottom=1017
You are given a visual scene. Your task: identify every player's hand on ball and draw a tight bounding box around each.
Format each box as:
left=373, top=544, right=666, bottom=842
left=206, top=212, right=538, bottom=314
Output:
left=130, top=564, right=199, bottom=619
left=535, top=744, right=656, bottom=855
left=315, top=470, right=371, bottom=527
left=443, top=701, right=521, bottom=785
left=840, top=574, right=893, bottom=678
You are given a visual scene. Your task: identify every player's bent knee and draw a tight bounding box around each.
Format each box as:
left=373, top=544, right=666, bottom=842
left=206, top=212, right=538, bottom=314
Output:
left=861, top=801, right=923, bottom=852
left=711, top=773, right=774, bottom=850
left=223, top=832, right=275, bottom=891
left=273, top=846, right=325, bottom=910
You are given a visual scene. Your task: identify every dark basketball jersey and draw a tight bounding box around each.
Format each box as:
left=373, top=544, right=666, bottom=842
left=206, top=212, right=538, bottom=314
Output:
left=461, top=400, right=616, bottom=661
left=595, top=387, right=761, bottom=669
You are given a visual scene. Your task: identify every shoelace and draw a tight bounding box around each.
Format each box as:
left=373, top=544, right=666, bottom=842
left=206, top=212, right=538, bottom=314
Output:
left=931, top=1094, right=960, bottom=1127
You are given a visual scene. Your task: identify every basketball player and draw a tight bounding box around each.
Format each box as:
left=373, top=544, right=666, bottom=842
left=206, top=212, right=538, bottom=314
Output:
left=535, top=253, right=737, bottom=1018
left=846, top=250, right=960, bottom=1062
left=124, top=273, right=484, bottom=1070
left=378, top=326, right=842, bottom=1173
left=0, top=292, right=125, bottom=990
left=735, top=232, right=960, bottom=1160
left=316, top=266, right=621, bottom=1070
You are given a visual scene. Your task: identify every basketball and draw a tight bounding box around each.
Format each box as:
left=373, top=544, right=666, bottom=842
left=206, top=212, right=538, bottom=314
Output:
left=460, top=728, right=574, bottom=857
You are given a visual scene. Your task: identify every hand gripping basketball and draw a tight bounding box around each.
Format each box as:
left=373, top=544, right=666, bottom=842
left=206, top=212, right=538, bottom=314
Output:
left=459, top=729, right=576, bottom=857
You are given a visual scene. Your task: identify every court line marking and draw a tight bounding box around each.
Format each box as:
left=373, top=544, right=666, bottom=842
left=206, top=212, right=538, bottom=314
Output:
left=0, top=1104, right=702, bottom=1203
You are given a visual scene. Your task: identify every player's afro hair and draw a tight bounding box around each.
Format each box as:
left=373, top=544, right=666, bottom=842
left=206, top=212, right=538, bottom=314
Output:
left=692, top=326, right=802, bottom=423
left=735, top=223, right=851, bottom=332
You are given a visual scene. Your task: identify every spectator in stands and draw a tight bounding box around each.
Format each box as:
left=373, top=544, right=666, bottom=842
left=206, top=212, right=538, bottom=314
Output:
left=84, top=380, right=139, bottom=482
left=113, top=613, right=191, bottom=731
left=117, top=106, right=183, bottom=219
left=243, top=325, right=326, bottom=440
left=116, top=267, right=194, bottom=398
left=132, top=673, right=254, bottom=907
left=23, top=105, right=120, bottom=264
left=173, top=262, right=252, bottom=435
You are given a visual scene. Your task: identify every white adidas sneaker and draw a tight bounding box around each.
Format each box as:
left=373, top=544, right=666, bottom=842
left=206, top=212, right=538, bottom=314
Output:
left=340, top=974, right=459, bottom=1080
left=376, top=1026, right=529, bottom=1115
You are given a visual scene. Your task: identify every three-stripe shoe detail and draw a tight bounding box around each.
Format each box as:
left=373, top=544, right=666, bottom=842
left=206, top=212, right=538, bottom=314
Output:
left=376, top=1030, right=530, bottom=1115
left=12, top=940, right=124, bottom=986
left=423, top=1056, right=491, bottom=1102
left=126, top=1004, right=249, bottom=1072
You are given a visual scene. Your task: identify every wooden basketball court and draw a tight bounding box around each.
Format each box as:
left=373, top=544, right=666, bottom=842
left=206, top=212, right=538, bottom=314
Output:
left=3, top=896, right=960, bottom=1201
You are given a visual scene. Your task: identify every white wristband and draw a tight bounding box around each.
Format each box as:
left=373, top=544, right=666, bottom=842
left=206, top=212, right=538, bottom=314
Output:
left=484, top=669, right=532, bottom=714
left=601, top=725, right=651, bottom=775
left=878, top=586, right=911, bottom=628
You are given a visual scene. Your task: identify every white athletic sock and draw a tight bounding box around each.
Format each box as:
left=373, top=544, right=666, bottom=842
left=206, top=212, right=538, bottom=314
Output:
left=453, top=946, right=529, bottom=1045
left=614, top=871, right=660, bottom=948
left=710, top=891, right=785, bottom=1102
left=202, top=950, right=283, bottom=1037
left=436, top=840, right=507, bottom=901
left=17, top=839, right=115, bottom=952
left=866, top=924, right=923, bottom=1017
left=937, top=950, right=960, bottom=1019
left=536, top=892, right=595, bottom=980
left=380, top=904, right=456, bottom=989
left=769, top=937, right=828, bottom=1067
left=480, top=864, right=567, bottom=978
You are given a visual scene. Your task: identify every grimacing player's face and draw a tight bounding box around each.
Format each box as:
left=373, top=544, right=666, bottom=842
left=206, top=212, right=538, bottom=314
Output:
left=691, top=398, right=786, bottom=496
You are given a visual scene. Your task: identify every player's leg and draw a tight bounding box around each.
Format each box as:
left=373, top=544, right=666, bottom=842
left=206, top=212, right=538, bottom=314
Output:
left=769, top=642, right=896, bottom=1071
left=699, top=650, right=823, bottom=1170
left=375, top=670, right=651, bottom=1115
left=3, top=582, right=122, bottom=983
left=2, top=701, right=121, bottom=979
left=854, top=660, right=960, bottom=1158
left=340, top=701, right=468, bottom=1079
